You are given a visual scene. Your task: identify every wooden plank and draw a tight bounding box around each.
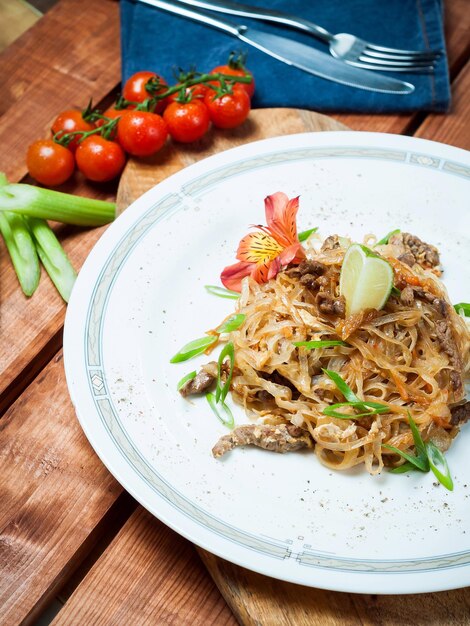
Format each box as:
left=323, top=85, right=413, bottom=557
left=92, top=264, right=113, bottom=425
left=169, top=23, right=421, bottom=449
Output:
left=351, top=590, right=470, bottom=625
left=201, top=551, right=470, bottom=626
left=444, top=0, right=470, bottom=77
left=0, top=352, right=232, bottom=626
left=0, top=221, right=108, bottom=413
left=0, top=0, right=40, bottom=53
left=414, top=60, right=470, bottom=149
left=0, top=352, right=122, bottom=626
left=0, top=0, right=121, bottom=409
left=200, top=551, right=361, bottom=626
left=0, top=0, right=120, bottom=182
left=52, top=508, right=237, bottom=626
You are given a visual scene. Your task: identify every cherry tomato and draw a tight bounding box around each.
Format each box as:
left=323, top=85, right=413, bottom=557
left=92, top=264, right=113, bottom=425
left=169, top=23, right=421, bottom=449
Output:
left=117, top=111, right=168, bottom=156
left=51, top=110, right=95, bottom=152
left=26, top=140, right=75, bottom=186
left=163, top=100, right=210, bottom=143
left=95, top=105, right=129, bottom=128
left=165, top=83, right=208, bottom=106
left=203, top=89, right=251, bottom=129
left=122, top=71, right=167, bottom=113
left=210, top=64, right=255, bottom=99
left=75, top=136, right=125, bottom=182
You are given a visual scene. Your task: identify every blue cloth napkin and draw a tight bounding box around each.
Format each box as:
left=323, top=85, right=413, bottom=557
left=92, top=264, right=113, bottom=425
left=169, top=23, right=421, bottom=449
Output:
left=120, top=0, right=450, bottom=113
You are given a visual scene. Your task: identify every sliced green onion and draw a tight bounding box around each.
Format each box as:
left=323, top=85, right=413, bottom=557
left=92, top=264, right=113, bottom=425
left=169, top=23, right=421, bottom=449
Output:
left=387, top=414, right=453, bottom=488
left=426, top=442, right=454, bottom=491
left=206, top=392, right=234, bottom=428
left=298, top=227, right=318, bottom=242
left=294, top=340, right=348, bottom=349
left=322, top=369, right=389, bottom=418
left=382, top=444, right=429, bottom=472
left=322, top=369, right=361, bottom=404
left=170, top=335, right=217, bottom=363
left=376, top=229, right=400, bottom=246
left=391, top=286, right=401, bottom=297
left=0, top=211, right=40, bottom=296
left=323, top=401, right=389, bottom=419
left=454, top=302, right=470, bottom=317
left=407, top=412, right=428, bottom=463
left=204, top=285, right=240, bottom=300
left=27, top=217, right=77, bottom=302
left=0, top=183, right=115, bottom=226
left=176, top=370, right=197, bottom=391
left=389, top=461, right=418, bottom=474
left=216, top=342, right=235, bottom=404
left=216, top=314, right=246, bottom=334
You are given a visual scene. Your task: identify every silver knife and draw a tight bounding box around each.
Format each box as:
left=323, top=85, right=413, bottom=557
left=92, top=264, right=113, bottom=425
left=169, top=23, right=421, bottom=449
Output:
left=134, top=0, right=414, bottom=94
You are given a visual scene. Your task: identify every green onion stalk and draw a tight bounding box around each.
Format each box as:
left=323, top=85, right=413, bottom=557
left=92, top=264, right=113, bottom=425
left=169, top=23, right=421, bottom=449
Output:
left=0, top=210, right=40, bottom=297
left=28, top=217, right=77, bottom=302
left=0, top=173, right=40, bottom=296
left=0, top=183, right=115, bottom=226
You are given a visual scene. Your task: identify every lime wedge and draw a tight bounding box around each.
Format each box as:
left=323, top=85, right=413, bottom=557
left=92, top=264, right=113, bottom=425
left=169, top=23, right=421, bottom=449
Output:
left=339, top=244, right=393, bottom=316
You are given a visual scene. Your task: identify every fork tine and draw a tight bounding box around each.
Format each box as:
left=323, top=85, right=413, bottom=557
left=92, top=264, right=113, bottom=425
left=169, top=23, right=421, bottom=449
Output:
left=365, top=43, right=442, bottom=58
left=358, top=55, right=436, bottom=69
left=348, top=60, right=434, bottom=73
left=364, top=48, right=440, bottom=62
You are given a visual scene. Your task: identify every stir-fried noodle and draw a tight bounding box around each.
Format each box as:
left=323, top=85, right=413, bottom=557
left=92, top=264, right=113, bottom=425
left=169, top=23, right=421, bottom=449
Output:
left=227, top=235, right=470, bottom=473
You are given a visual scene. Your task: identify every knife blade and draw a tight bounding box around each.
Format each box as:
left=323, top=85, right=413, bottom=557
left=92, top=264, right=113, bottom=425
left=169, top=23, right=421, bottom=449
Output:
left=135, top=0, right=414, bottom=95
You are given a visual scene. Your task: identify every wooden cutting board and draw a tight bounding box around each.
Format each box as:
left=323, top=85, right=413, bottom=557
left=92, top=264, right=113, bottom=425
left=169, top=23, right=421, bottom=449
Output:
left=116, top=107, right=347, bottom=213
left=116, top=108, right=348, bottom=624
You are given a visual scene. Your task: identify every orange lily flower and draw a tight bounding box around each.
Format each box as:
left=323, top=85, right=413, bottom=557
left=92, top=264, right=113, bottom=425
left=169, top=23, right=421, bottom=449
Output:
left=220, top=192, right=305, bottom=291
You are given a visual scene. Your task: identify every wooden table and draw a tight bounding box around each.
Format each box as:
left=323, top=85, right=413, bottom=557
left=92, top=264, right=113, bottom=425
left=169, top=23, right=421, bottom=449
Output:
left=1, top=1, right=469, bottom=624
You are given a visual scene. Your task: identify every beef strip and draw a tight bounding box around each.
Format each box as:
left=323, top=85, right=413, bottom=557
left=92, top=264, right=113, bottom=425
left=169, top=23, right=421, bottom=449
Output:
left=397, top=252, right=416, bottom=268
left=450, top=401, right=470, bottom=426
left=317, top=292, right=346, bottom=317
left=400, top=286, right=415, bottom=307
left=179, top=369, right=215, bottom=397
left=298, top=260, right=326, bottom=276
left=212, top=423, right=313, bottom=458
left=299, top=261, right=327, bottom=290
left=400, top=287, right=461, bottom=392
left=400, top=286, right=449, bottom=317
left=321, top=235, right=341, bottom=252
left=390, top=232, right=440, bottom=270
left=286, top=259, right=327, bottom=290
left=402, top=233, right=440, bottom=268
left=179, top=361, right=229, bottom=397
left=435, top=320, right=463, bottom=391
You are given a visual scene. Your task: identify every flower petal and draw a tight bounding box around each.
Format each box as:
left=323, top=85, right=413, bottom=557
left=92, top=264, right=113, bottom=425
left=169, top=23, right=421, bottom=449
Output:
left=267, top=256, right=282, bottom=281
left=236, top=231, right=283, bottom=264
left=264, top=192, right=300, bottom=247
left=278, top=242, right=305, bottom=267
left=220, top=261, right=253, bottom=292
left=251, top=260, right=273, bottom=285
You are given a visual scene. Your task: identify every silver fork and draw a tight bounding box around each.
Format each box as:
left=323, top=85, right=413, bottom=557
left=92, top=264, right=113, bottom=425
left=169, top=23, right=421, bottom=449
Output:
left=172, top=0, right=441, bottom=72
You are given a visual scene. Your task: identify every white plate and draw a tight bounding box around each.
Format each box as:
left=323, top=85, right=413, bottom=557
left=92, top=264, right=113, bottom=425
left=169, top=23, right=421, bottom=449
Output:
left=64, top=132, right=470, bottom=594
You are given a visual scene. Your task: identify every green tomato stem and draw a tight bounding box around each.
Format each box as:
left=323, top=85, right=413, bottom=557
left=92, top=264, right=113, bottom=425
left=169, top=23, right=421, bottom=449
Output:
left=132, top=72, right=254, bottom=113
left=53, top=117, right=118, bottom=146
